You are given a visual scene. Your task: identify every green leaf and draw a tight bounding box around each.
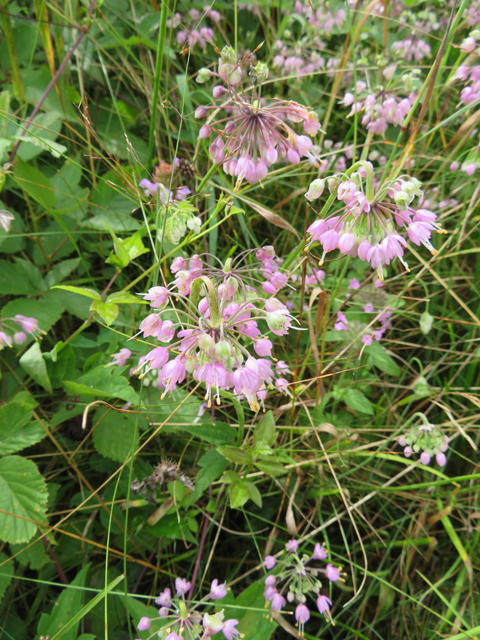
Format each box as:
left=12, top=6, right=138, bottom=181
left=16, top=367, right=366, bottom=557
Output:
left=254, top=460, right=287, bottom=477
left=190, top=449, right=228, bottom=503
left=20, top=342, right=52, bottom=393
left=365, top=342, right=401, bottom=376
left=44, top=259, right=81, bottom=288
left=343, top=389, right=374, bottom=415
left=147, top=513, right=197, bottom=544
left=230, top=481, right=250, bottom=509
left=220, top=470, right=241, bottom=484
left=106, top=291, right=147, bottom=304
left=92, top=407, right=146, bottom=462
left=0, top=400, right=46, bottom=454
left=37, top=564, right=90, bottom=640
left=0, top=209, right=26, bottom=254
left=90, top=299, right=119, bottom=325
left=217, top=445, right=252, bottom=466
left=244, top=481, right=262, bottom=508
left=106, top=229, right=149, bottom=269
left=49, top=575, right=124, bottom=640
left=11, top=538, right=51, bottom=570
left=0, top=552, right=14, bottom=604
left=0, top=259, right=41, bottom=295
left=0, top=456, right=48, bottom=543
left=253, top=410, right=276, bottom=448
left=13, top=157, right=55, bottom=209
left=63, top=365, right=139, bottom=405
left=52, top=285, right=101, bottom=300
left=172, top=421, right=235, bottom=446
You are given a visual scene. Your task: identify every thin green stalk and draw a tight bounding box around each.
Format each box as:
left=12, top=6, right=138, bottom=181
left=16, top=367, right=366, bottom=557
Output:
left=148, top=0, right=170, bottom=168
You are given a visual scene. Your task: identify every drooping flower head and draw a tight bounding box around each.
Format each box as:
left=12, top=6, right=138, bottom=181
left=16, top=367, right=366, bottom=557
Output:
left=137, top=577, right=237, bottom=640
left=196, top=47, right=321, bottom=188
left=132, top=247, right=297, bottom=410
left=399, top=412, right=449, bottom=467
left=306, top=160, right=447, bottom=280
left=262, top=540, right=343, bottom=632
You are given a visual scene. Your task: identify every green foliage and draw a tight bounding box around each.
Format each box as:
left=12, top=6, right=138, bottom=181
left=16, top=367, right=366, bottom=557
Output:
left=0, top=456, right=48, bottom=543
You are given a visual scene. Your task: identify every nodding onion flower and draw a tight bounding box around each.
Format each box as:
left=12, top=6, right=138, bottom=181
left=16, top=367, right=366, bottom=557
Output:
left=131, top=248, right=299, bottom=411
left=195, top=46, right=322, bottom=189
left=305, top=160, right=447, bottom=280
left=262, top=540, right=344, bottom=633
left=136, top=577, right=242, bottom=640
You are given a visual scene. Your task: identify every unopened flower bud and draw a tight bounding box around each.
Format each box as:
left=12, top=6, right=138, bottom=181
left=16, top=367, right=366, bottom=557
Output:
left=196, top=68, right=212, bottom=84
left=250, top=62, right=269, bottom=85
left=220, top=45, right=237, bottom=65
left=305, top=178, right=325, bottom=202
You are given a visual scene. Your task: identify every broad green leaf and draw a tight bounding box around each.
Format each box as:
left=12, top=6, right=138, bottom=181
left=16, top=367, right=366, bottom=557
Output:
left=365, top=342, right=401, bottom=376
left=90, top=299, right=119, bottom=325
left=343, top=389, right=374, bottom=415
left=254, top=460, right=287, bottom=477
left=147, top=513, right=197, bottom=544
left=106, top=291, right=147, bottom=304
left=11, top=538, right=50, bottom=570
left=217, top=445, right=252, bottom=466
left=0, top=456, right=48, bottom=544
left=220, top=470, right=241, bottom=484
left=20, top=342, right=52, bottom=394
left=230, top=481, right=250, bottom=509
left=0, top=260, right=40, bottom=295
left=52, top=285, right=101, bottom=300
left=244, top=481, right=262, bottom=508
left=36, top=564, right=90, bottom=640
left=92, top=407, right=146, bottom=462
left=0, top=552, right=14, bottom=604
left=0, top=209, right=26, bottom=254
left=106, top=229, right=149, bottom=268
left=170, top=421, right=235, bottom=446
left=63, top=365, right=139, bottom=405
left=190, top=449, right=228, bottom=503
left=44, top=259, right=81, bottom=288
left=1, top=295, right=65, bottom=332
left=16, top=135, right=66, bottom=158
left=253, top=410, right=276, bottom=448
left=0, top=400, right=46, bottom=454
left=13, top=157, right=55, bottom=209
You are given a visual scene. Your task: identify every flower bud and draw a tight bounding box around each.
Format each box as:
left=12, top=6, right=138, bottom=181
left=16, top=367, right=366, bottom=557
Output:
left=221, top=46, right=237, bottom=65
left=196, top=68, right=212, bottom=84
left=215, top=339, right=232, bottom=362
left=305, top=178, right=326, bottom=202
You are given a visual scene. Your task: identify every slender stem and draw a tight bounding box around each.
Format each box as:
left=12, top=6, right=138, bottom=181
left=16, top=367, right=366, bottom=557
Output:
left=148, top=0, right=169, bottom=168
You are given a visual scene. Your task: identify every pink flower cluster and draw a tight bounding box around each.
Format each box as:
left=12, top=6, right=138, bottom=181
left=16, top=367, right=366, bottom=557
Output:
left=131, top=248, right=296, bottom=410
left=0, top=314, right=43, bottom=349
left=273, top=40, right=325, bottom=77
left=306, top=161, right=447, bottom=279
left=391, top=37, right=431, bottom=61
left=136, top=577, right=239, bottom=640
left=340, top=82, right=412, bottom=135
left=263, top=539, right=342, bottom=628
left=455, top=65, right=480, bottom=106
left=168, top=7, right=221, bottom=50
left=195, top=46, right=321, bottom=187
left=399, top=416, right=449, bottom=467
